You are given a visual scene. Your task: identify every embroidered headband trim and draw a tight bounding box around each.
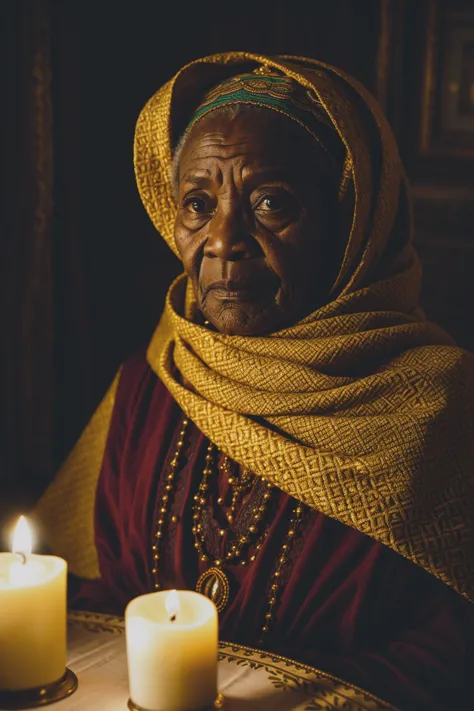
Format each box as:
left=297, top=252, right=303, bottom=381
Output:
left=185, top=69, right=344, bottom=170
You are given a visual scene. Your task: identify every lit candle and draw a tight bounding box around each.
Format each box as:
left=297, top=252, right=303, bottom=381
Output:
left=126, top=589, right=218, bottom=711
left=0, top=516, right=67, bottom=691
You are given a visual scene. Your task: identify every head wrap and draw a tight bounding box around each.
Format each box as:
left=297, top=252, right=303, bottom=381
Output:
left=133, top=52, right=474, bottom=603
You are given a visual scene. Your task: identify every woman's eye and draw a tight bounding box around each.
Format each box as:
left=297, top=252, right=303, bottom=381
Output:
left=184, top=197, right=209, bottom=214
left=257, top=195, right=289, bottom=212
left=254, top=191, right=298, bottom=228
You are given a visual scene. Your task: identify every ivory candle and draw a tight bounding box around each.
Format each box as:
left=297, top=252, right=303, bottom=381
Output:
left=126, top=590, right=218, bottom=711
left=0, top=517, right=67, bottom=691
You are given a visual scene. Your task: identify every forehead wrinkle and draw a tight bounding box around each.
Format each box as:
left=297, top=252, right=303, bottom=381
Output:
left=185, top=129, right=264, bottom=161
left=180, top=160, right=224, bottom=190
left=181, top=152, right=247, bottom=189
left=189, top=127, right=252, bottom=146
left=186, top=147, right=254, bottom=165
left=194, top=136, right=251, bottom=149
left=181, top=160, right=300, bottom=194
left=180, top=130, right=299, bottom=190
left=181, top=169, right=211, bottom=186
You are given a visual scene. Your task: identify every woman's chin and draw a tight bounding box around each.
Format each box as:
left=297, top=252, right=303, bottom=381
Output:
left=203, top=302, right=267, bottom=336
left=206, top=306, right=290, bottom=336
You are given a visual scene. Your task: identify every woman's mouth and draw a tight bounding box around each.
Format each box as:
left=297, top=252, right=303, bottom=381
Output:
left=205, top=280, right=267, bottom=303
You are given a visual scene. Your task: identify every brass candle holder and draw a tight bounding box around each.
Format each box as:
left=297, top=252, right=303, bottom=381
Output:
left=127, top=693, right=225, bottom=711
left=0, top=668, right=78, bottom=709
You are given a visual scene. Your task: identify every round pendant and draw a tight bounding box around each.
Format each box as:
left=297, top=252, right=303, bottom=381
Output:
left=196, top=567, right=230, bottom=612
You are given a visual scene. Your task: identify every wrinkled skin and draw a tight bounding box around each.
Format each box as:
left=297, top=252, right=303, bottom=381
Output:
left=174, top=109, right=341, bottom=336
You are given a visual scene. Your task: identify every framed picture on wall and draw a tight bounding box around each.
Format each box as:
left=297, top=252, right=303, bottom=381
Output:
left=375, top=0, right=474, bottom=239
left=421, top=1, right=474, bottom=157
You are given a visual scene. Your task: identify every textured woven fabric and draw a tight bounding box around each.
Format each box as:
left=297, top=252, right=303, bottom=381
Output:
left=135, top=52, right=474, bottom=602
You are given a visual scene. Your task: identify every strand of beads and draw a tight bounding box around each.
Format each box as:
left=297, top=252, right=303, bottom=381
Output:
left=151, top=418, right=189, bottom=591
left=258, top=501, right=304, bottom=645
left=219, top=456, right=255, bottom=524
left=192, top=444, right=273, bottom=567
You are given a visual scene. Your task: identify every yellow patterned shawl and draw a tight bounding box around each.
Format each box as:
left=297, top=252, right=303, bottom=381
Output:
left=35, top=53, right=474, bottom=595
left=137, top=52, right=474, bottom=601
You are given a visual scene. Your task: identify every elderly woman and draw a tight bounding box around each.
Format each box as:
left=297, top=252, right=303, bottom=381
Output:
left=36, top=53, right=474, bottom=710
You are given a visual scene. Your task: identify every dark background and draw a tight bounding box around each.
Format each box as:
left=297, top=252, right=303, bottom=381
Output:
left=1, top=0, right=473, bottom=518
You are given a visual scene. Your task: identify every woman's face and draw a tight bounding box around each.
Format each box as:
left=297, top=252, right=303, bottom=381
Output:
left=174, top=109, right=340, bottom=336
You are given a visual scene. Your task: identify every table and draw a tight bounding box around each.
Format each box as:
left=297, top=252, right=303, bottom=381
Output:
left=11, top=612, right=400, bottom=711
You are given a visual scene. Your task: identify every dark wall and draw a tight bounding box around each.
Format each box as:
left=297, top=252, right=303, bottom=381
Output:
left=392, top=1, right=474, bottom=356
left=1, top=0, right=473, bottom=514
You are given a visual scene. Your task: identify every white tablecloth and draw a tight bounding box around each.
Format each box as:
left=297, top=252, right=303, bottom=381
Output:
left=9, top=611, right=400, bottom=711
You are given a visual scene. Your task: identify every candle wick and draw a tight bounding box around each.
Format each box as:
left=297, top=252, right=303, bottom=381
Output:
left=16, top=552, right=27, bottom=565
left=170, top=614, right=176, bottom=622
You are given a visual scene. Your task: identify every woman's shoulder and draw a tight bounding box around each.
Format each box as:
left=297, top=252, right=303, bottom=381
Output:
left=120, top=345, right=153, bottom=379
left=114, top=346, right=171, bottom=412
left=107, top=346, right=181, bottom=452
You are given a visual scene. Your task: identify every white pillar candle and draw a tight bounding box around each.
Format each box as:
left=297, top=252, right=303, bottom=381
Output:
left=126, top=590, right=218, bottom=711
left=0, top=516, right=67, bottom=691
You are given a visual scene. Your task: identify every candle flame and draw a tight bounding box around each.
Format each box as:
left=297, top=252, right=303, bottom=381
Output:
left=12, top=516, right=33, bottom=558
left=165, top=589, right=180, bottom=621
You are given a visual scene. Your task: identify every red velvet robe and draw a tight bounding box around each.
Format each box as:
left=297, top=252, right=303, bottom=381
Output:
left=71, top=349, right=473, bottom=711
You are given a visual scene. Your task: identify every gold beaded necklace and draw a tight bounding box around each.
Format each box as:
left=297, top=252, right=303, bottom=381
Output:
left=193, top=444, right=273, bottom=612
left=151, top=417, right=305, bottom=646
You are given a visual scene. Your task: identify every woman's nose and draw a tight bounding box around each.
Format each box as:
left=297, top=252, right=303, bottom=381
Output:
left=203, top=207, right=260, bottom=261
